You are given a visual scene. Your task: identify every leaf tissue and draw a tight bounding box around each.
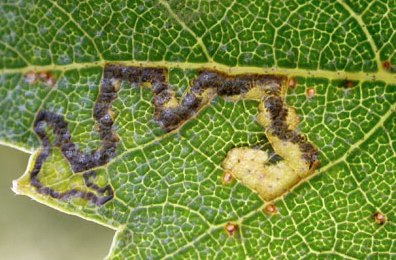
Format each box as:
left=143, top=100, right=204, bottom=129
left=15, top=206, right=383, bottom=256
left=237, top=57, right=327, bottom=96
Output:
left=0, top=0, right=395, bottom=259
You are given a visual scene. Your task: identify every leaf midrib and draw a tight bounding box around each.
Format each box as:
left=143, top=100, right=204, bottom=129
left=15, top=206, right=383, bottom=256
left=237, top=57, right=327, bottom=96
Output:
left=1, top=60, right=395, bottom=84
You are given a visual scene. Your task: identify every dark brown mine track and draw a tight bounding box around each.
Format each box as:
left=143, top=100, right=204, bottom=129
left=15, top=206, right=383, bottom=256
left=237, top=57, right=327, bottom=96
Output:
left=29, top=64, right=318, bottom=205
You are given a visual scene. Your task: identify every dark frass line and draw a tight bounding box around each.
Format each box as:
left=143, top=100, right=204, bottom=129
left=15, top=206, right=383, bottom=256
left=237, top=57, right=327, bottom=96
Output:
left=29, top=64, right=319, bottom=205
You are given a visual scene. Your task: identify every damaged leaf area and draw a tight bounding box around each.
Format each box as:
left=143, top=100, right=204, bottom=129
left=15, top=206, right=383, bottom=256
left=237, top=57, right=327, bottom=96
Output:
left=223, top=75, right=319, bottom=201
left=1, top=0, right=396, bottom=259
left=15, top=64, right=317, bottom=208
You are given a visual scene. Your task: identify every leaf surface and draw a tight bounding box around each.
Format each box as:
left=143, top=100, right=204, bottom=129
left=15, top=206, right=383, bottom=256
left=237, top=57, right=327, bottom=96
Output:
left=1, top=0, right=396, bottom=259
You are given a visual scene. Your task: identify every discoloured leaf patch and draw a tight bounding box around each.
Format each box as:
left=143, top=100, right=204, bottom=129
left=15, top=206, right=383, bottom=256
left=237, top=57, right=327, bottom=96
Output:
left=222, top=171, right=233, bottom=184
left=1, top=0, right=396, bottom=257
left=225, top=223, right=237, bottom=236
left=17, top=64, right=320, bottom=206
left=18, top=64, right=123, bottom=205
left=305, top=87, right=315, bottom=98
left=287, top=78, right=296, bottom=89
left=383, top=61, right=391, bottom=70
left=24, top=71, right=56, bottom=87
left=337, top=80, right=356, bottom=89
left=223, top=76, right=319, bottom=201
left=265, top=204, right=277, bottom=214
left=373, top=212, right=386, bottom=225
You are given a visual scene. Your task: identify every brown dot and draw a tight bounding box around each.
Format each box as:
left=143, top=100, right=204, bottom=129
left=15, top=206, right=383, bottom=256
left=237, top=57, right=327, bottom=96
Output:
left=24, top=72, right=36, bottom=84
left=373, top=212, right=386, bottom=225
left=346, top=81, right=354, bottom=88
left=225, top=223, right=237, bottom=236
left=222, top=171, right=233, bottom=183
left=36, top=71, right=55, bottom=87
left=306, top=88, right=315, bottom=98
left=383, top=61, right=391, bottom=70
left=39, top=71, right=50, bottom=81
left=288, top=78, right=296, bottom=89
left=45, top=77, right=55, bottom=87
left=265, top=204, right=277, bottom=214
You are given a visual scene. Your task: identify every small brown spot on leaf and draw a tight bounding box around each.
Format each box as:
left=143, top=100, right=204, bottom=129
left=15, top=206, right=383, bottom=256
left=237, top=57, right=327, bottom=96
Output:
left=25, top=71, right=56, bottom=87
left=306, top=88, right=315, bottom=98
left=337, top=80, right=355, bottom=89
left=373, top=212, right=386, bottom=225
left=383, top=61, right=391, bottom=70
left=288, top=78, right=296, bottom=89
left=45, top=76, right=55, bottom=87
left=39, top=72, right=56, bottom=87
left=265, top=204, right=277, bottom=214
left=222, top=171, right=233, bottom=183
left=24, top=72, right=36, bottom=83
left=225, top=223, right=237, bottom=236
left=39, top=72, right=50, bottom=81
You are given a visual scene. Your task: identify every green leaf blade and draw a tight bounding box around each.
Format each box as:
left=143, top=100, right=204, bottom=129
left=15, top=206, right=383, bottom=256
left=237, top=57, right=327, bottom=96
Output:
left=1, top=0, right=396, bottom=259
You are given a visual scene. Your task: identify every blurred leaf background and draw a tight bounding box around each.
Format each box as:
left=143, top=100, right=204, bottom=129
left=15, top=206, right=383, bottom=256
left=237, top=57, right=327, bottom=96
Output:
left=0, top=145, right=113, bottom=260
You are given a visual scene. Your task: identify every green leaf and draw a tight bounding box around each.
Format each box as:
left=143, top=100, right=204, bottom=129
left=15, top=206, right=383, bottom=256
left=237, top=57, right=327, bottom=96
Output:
left=1, top=0, right=396, bottom=259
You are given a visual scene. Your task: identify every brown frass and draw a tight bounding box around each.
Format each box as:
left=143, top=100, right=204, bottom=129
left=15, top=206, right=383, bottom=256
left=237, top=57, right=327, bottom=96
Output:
left=104, top=64, right=202, bottom=131
left=30, top=64, right=319, bottom=204
left=28, top=65, right=125, bottom=205
left=190, top=70, right=283, bottom=96
left=263, top=96, right=318, bottom=169
left=31, top=111, right=115, bottom=206
left=104, top=66, right=285, bottom=131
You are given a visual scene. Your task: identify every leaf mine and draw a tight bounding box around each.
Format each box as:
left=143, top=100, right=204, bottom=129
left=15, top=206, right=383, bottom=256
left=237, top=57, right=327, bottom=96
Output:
left=222, top=75, right=319, bottom=201
left=0, top=0, right=395, bottom=257
left=17, top=64, right=320, bottom=207
left=15, top=65, right=123, bottom=205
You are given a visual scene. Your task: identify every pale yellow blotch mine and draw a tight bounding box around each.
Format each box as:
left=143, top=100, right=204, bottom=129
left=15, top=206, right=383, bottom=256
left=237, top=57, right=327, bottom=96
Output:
left=222, top=147, right=268, bottom=189
left=222, top=147, right=302, bottom=200
left=222, top=80, right=318, bottom=201
left=270, top=135, right=310, bottom=174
